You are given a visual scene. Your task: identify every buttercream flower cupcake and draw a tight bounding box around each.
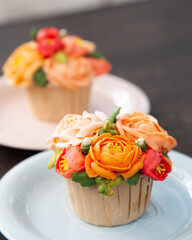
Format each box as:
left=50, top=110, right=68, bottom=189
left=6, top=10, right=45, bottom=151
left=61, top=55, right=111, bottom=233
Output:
left=47, top=107, right=177, bottom=226
left=2, top=27, right=111, bottom=121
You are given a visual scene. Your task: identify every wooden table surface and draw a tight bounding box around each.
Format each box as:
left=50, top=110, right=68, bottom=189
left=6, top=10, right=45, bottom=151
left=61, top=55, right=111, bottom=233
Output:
left=0, top=0, right=191, bottom=239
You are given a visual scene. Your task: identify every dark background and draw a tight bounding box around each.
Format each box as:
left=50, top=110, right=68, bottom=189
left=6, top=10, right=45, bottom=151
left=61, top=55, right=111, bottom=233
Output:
left=0, top=0, right=192, bottom=239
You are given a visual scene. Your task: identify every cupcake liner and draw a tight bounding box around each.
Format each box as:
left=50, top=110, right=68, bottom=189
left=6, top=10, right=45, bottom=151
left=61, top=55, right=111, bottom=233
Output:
left=26, top=84, right=91, bottom=122
left=65, top=176, right=153, bottom=226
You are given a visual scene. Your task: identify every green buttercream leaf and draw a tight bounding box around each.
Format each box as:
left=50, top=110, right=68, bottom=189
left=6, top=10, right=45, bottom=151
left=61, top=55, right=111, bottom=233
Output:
left=87, top=52, right=104, bottom=59
left=47, top=151, right=61, bottom=169
left=72, top=171, right=96, bottom=187
left=98, top=107, right=120, bottom=136
left=98, top=120, right=118, bottom=136
left=95, top=176, right=124, bottom=196
left=30, top=27, right=39, bottom=41
left=81, top=141, right=92, bottom=155
left=135, top=138, right=147, bottom=152
left=108, top=176, right=124, bottom=187
left=162, top=152, right=169, bottom=159
left=107, top=106, right=121, bottom=123
left=97, top=183, right=112, bottom=196
left=125, top=172, right=141, bottom=186
left=53, top=51, right=67, bottom=63
left=98, top=128, right=108, bottom=136
left=33, top=68, right=48, bottom=87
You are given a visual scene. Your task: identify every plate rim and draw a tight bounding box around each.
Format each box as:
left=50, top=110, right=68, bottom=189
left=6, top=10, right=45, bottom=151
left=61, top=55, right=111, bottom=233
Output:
left=0, top=74, right=151, bottom=150
left=0, top=149, right=192, bottom=240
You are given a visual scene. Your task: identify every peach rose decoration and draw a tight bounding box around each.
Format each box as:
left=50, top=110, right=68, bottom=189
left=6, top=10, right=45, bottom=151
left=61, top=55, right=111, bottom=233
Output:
left=116, top=112, right=177, bottom=153
left=85, top=133, right=145, bottom=180
left=48, top=111, right=107, bottom=151
left=44, top=57, right=93, bottom=90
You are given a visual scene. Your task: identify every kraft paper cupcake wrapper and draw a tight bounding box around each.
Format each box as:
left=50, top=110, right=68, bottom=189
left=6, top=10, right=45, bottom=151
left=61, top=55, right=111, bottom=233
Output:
left=26, top=84, right=91, bottom=122
left=65, top=176, right=153, bottom=226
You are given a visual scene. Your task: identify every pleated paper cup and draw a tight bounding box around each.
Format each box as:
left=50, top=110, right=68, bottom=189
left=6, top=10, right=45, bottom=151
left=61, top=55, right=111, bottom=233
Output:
left=26, top=84, right=91, bottom=122
left=65, top=176, right=153, bottom=226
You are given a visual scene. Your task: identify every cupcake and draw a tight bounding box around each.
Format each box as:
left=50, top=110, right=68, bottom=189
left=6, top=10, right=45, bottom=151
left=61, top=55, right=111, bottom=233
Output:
left=47, top=107, right=177, bottom=226
left=2, top=27, right=111, bottom=121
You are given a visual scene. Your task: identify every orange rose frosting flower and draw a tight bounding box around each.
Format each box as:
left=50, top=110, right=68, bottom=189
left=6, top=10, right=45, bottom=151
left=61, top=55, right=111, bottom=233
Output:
left=116, top=112, right=177, bottom=153
left=85, top=133, right=145, bottom=180
left=3, top=42, right=44, bottom=87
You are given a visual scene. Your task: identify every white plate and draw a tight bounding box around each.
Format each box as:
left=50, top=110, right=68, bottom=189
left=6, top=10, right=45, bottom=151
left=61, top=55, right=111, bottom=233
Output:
left=0, top=74, right=150, bottom=150
left=0, top=150, right=192, bottom=240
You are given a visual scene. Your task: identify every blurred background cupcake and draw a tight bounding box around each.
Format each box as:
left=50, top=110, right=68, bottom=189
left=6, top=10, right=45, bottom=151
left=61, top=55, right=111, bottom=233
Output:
left=2, top=27, right=111, bottom=121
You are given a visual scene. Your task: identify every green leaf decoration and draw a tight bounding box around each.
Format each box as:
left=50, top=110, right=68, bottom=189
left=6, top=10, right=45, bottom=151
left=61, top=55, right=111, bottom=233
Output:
left=47, top=151, right=61, bottom=169
left=81, top=141, right=92, bottom=155
left=125, top=172, right=141, bottom=186
left=33, top=68, right=49, bottom=87
left=135, top=138, right=147, bottom=152
left=97, top=183, right=113, bottom=196
left=87, top=51, right=104, bottom=59
left=162, top=152, right=169, bottom=159
left=98, top=119, right=118, bottom=136
left=72, top=171, right=96, bottom=187
left=53, top=51, right=67, bottom=63
left=95, top=176, right=124, bottom=196
left=30, top=27, right=39, bottom=41
left=98, top=107, right=120, bottom=136
left=98, top=128, right=108, bottom=136
left=107, top=106, right=121, bottom=123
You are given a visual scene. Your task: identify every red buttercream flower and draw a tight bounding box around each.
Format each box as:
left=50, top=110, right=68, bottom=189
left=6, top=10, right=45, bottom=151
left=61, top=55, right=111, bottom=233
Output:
left=141, top=149, right=172, bottom=181
left=37, top=27, right=63, bottom=58
left=87, top=57, right=112, bottom=76
left=55, top=145, right=85, bottom=178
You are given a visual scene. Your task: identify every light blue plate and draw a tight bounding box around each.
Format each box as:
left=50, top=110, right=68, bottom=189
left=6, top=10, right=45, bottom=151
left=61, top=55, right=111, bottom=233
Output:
left=0, top=150, right=192, bottom=240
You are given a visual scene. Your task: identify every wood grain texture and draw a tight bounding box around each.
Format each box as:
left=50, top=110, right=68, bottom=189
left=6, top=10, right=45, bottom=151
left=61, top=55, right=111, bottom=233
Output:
left=0, top=0, right=192, bottom=238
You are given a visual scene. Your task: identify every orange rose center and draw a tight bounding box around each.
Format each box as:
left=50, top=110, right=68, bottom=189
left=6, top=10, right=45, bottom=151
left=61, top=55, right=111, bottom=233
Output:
left=100, top=142, right=129, bottom=167
left=109, top=143, right=122, bottom=151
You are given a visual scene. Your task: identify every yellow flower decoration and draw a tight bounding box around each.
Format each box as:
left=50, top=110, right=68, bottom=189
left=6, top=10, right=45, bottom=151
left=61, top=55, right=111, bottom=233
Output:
left=3, top=41, right=44, bottom=87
